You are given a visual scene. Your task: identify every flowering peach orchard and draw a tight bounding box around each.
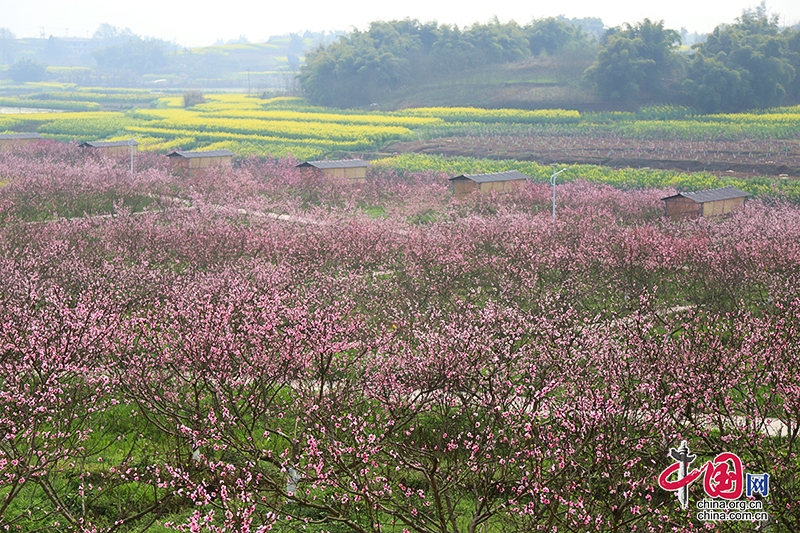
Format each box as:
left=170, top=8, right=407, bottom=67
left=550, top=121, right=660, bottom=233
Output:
left=0, top=143, right=798, bottom=533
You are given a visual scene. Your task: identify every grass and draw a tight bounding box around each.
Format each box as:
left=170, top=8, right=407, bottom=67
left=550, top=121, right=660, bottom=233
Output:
left=359, top=203, right=387, bottom=219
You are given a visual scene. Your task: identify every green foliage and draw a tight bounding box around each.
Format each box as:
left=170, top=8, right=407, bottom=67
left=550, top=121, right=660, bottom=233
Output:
left=683, top=55, right=755, bottom=113
left=8, top=58, right=47, bottom=82
left=787, top=30, right=800, bottom=100
left=684, top=7, right=798, bottom=112
left=182, top=90, right=206, bottom=108
left=299, top=24, right=416, bottom=107
left=526, top=17, right=591, bottom=56
left=584, top=19, right=681, bottom=101
left=299, top=18, right=589, bottom=107
left=462, top=19, right=530, bottom=64
left=584, top=35, right=652, bottom=101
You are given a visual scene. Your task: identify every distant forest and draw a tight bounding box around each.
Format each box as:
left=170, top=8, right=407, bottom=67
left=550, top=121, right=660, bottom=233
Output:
left=0, top=24, right=340, bottom=90
left=299, top=5, right=800, bottom=112
left=298, top=17, right=601, bottom=107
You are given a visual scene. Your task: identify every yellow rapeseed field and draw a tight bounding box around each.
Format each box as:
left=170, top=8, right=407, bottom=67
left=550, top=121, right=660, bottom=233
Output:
left=3, top=87, right=798, bottom=159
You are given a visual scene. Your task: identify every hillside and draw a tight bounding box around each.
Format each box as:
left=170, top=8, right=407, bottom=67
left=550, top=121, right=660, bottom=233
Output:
left=0, top=30, right=343, bottom=90
left=376, top=49, right=600, bottom=111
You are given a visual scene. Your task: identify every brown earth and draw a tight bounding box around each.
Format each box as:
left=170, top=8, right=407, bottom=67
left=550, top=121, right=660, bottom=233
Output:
left=383, top=135, right=800, bottom=179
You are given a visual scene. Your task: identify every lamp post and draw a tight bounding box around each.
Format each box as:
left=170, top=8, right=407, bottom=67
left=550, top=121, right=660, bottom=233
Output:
left=550, top=167, right=567, bottom=223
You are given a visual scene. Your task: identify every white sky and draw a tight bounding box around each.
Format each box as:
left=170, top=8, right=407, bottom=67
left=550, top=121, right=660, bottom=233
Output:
left=2, top=0, right=799, bottom=47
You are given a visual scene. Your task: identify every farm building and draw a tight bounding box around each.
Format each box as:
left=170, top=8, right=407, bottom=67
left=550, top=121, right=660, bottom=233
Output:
left=296, top=159, right=370, bottom=184
left=80, top=140, right=138, bottom=156
left=0, top=133, right=43, bottom=151
left=449, top=170, right=529, bottom=199
left=167, top=149, right=235, bottom=175
left=662, top=186, right=751, bottom=220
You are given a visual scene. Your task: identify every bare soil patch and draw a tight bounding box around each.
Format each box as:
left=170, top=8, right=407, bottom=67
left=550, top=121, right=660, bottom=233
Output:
left=384, top=135, right=800, bottom=178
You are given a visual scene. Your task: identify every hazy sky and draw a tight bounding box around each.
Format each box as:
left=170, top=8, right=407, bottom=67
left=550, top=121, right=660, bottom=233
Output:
left=3, top=0, right=799, bottom=47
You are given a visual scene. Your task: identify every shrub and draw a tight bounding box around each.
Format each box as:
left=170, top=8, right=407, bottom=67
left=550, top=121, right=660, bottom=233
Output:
left=8, top=58, right=48, bottom=82
left=182, top=90, right=206, bottom=108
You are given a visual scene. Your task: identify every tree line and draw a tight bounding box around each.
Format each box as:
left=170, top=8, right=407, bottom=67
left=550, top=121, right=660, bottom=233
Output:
left=299, top=6, right=800, bottom=113
left=585, top=6, right=800, bottom=112
left=298, top=17, right=599, bottom=107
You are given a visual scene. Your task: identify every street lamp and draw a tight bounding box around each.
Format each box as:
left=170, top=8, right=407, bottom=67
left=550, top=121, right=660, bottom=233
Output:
left=550, top=167, right=567, bottom=222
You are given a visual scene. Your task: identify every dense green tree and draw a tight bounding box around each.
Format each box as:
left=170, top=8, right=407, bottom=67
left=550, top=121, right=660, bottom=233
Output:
left=583, top=34, right=653, bottom=101
left=299, top=18, right=590, bottom=107
left=429, top=24, right=480, bottom=72
left=584, top=19, right=680, bottom=101
left=8, top=58, right=47, bottom=82
left=684, top=6, right=797, bottom=112
left=566, top=17, right=605, bottom=40
left=787, top=30, right=800, bottom=100
left=629, top=19, right=682, bottom=93
left=299, top=27, right=416, bottom=107
left=465, top=20, right=530, bottom=63
left=683, top=54, right=754, bottom=112
left=182, top=90, right=206, bottom=107
left=526, top=18, right=589, bottom=56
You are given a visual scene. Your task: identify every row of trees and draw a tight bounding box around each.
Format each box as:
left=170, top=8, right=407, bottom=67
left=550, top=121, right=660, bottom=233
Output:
left=685, top=10, right=800, bottom=111
left=586, top=7, right=800, bottom=112
left=299, top=6, right=800, bottom=113
left=299, top=17, right=597, bottom=107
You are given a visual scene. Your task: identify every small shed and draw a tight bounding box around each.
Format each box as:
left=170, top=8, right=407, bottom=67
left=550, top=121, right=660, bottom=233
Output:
left=0, top=133, right=43, bottom=151
left=662, top=186, right=751, bottom=220
left=449, top=170, right=529, bottom=199
left=167, top=149, right=235, bottom=175
left=296, top=159, right=370, bottom=184
left=80, top=140, right=138, bottom=156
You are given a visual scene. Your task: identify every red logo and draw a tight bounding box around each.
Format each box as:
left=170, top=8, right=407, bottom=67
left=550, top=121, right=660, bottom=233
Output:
left=658, top=442, right=744, bottom=508
left=659, top=451, right=743, bottom=499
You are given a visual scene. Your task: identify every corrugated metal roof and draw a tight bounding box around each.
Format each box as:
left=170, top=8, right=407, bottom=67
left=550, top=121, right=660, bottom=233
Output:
left=80, top=140, right=138, bottom=148
left=449, top=170, right=530, bottom=183
left=663, top=186, right=751, bottom=203
left=167, top=150, right=235, bottom=158
left=0, top=133, right=43, bottom=140
left=297, top=159, right=370, bottom=169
